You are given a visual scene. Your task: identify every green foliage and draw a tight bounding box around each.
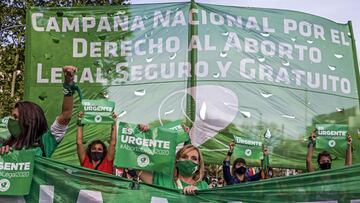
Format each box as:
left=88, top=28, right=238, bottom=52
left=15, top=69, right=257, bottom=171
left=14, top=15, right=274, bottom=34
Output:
left=0, top=0, right=127, bottom=117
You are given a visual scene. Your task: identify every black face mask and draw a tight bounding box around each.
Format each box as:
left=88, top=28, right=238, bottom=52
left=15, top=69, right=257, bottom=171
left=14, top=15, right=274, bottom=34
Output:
left=127, top=169, right=137, bottom=177
left=235, top=166, right=247, bottom=175
left=319, top=163, right=331, bottom=170
left=90, top=151, right=104, bottom=161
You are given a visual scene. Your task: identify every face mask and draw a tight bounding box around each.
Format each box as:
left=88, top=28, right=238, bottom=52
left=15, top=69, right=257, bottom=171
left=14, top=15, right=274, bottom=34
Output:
left=235, top=166, right=247, bottom=175
left=90, top=151, right=104, bottom=161
left=176, top=160, right=198, bottom=177
left=319, top=163, right=331, bottom=170
left=8, top=118, right=21, bottom=138
left=127, top=169, right=137, bottom=177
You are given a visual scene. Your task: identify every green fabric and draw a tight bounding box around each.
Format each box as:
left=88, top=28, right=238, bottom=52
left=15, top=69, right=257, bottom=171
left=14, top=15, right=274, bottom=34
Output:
left=161, top=120, right=190, bottom=144
left=262, top=154, right=270, bottom=171
left=63, top=81, right=82, bottom=101
left=7, top=118, right=21, bottom=138
left=40, top=129, right=58, bottom=157
left=20, top=157, right=360, bottom=202
left=176, top=160, right=199, bottom=177
left=25, top=3, right=360, bottom=170
left=152, top=172, right=208, bottom=190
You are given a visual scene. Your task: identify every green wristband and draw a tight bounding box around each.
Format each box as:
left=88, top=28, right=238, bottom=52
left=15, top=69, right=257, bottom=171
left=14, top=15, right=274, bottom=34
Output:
left=307, top=137, right=316, bottom=148
left=77, top=119, right=84, bottom=127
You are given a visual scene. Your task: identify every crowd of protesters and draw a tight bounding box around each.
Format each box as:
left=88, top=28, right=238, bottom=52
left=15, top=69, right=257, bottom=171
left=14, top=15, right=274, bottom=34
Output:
left=0, top=65, right=354, bottom=195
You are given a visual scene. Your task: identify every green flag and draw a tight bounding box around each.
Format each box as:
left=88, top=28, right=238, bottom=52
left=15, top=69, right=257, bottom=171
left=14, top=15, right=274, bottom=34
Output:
left=233, top=136, right=263, bottom=160
left=115, top=122, right=177, bottom=175
left=315, top=124, right=348, bottom=150
left=81, top=99, right=115, bottom=124
left=0, top=150, right=35, bottom=195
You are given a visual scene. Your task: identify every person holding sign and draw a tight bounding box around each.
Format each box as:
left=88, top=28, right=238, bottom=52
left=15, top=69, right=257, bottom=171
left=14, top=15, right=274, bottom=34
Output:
left=76, top=112, right=117, bottom=174
left=1, top=66, right=77, bottom=157
left=306, top=129, right=352, bottom=172
left=138, top=144, right=208, bottom=195
left=223, top=141, right=269, bottom=185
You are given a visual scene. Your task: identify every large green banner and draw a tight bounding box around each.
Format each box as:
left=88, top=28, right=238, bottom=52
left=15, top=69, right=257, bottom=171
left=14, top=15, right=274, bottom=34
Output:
left=24, top=2, right=360, bottom=169
left=0, top=157, right=356, bottom=202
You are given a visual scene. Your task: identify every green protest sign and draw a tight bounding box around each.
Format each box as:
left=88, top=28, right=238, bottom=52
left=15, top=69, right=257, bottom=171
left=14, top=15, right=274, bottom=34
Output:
left=233, top=136, right=263, bottom=160
left=115, top=122, right=177, bottom=174
left=161, top=120, right=190, bottom=144
left=0, top=150, right=35, bottom=195
left=81, top=99, right=115, bottom=124
left=315, top=124, right=348, bottom=150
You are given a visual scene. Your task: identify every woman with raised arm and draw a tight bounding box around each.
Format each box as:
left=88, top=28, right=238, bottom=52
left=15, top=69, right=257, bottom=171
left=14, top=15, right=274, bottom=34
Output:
left=77, top=112, right=117, bottom=174
left=1, top=66, right=77, bottom=157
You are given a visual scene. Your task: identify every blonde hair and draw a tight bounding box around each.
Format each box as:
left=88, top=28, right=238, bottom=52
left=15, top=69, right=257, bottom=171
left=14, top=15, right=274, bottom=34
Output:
left=175, top=144, right=205, bottom=183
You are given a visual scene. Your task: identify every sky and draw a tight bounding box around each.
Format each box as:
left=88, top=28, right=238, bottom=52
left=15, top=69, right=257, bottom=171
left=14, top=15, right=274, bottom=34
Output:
left=132, top=0, right=360, bottom=67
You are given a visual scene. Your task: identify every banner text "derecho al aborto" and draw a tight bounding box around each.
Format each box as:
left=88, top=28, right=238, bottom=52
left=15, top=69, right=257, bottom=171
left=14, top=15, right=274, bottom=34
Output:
left=30, top=7, right=355, bottom=97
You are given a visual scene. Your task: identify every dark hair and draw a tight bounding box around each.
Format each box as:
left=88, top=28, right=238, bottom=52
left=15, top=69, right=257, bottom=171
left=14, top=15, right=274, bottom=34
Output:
left=317, top=151, right=332, bottom=165
left=4, top=101, right=48, bottom=150
left=86, top=140, right=107, bottom=162
left=232, top=158, right=246, bottom=174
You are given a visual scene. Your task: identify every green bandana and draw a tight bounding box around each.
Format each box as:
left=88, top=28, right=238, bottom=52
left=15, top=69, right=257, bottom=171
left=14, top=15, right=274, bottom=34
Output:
left=7, top=118, right=21, bottom=138
left=176, top=160, right=198, bottom=177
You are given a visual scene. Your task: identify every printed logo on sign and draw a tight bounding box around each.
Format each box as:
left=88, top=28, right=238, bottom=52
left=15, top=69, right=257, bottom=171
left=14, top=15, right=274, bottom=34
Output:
left=137, top=154, right=150, bottom=167
left=328, top=140, right=336, bottom=147
left=0, top=179, right=10, bottom=192
left=94, top=115, right=102, bottom=123
left=245, top=149, right=252, bottom=156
